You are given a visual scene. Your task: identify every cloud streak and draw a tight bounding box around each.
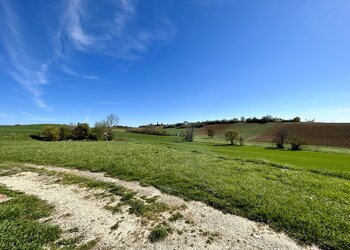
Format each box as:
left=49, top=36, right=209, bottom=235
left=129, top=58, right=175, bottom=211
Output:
left=0, top=0, right=52, bottom=110
left=0, top=0, right=176, bottom=110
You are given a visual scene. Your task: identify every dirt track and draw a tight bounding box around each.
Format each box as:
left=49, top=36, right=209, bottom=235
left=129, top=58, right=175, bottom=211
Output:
left=0, top=164, right=318, bottom=249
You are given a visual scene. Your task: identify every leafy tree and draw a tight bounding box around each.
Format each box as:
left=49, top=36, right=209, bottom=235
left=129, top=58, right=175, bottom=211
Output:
left=207, top=129, right=215, bottom=138
left=225, top=130, right=240, bottom=145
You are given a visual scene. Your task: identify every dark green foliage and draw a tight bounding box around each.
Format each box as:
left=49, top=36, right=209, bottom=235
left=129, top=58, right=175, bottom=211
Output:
left=225, top=130, right=240, bottom=145
left=71, top=123, right=91, bottom=140
left=207, top=129, right=215, bottom=138
left=59, top=126, right=72, bottom=140
left=289, top=138, right=305, bottom=151
left=148, top=225, right=170, bottom=242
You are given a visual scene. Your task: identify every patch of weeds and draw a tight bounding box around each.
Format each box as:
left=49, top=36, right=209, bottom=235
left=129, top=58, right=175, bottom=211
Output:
left=168, top=212, right=184, bottom=222
left=145, top=195, right=160, bottom=203
left=110, top=222, right=120, bottom=230
left=120, top=191, right=136, bottom=201
left=104, top=204, right=123, bottom=214
left=67, top=226, right=80, bottom=233
left=148, top=224, right=172, bottom=243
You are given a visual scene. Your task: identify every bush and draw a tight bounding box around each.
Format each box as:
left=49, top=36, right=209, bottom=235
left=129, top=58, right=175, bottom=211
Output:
left=148, top=225, right=169, bottom=242
left=207, top=129, right=215, bottom=138
left=288, top=138, right=305, bottom=151
left=239, top=137, right=245, bottom=146
left=42, top=126, right=60, bottom=141
left=71, top=123, right=91, bottom=140
left=92, top=121, right=113, bottom=141
left=184, top=126, right=195, bottom=142
left=59, top=127, right=72, bottom=140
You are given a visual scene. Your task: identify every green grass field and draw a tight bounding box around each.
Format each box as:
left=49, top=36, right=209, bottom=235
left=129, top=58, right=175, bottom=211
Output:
left=0, top=169, right=61, bottom=249
left=0, top=125, right=349, bottom=249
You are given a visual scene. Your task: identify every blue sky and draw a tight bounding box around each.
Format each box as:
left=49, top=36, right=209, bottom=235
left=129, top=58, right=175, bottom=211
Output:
left=1, top=0, right=350, bottom=126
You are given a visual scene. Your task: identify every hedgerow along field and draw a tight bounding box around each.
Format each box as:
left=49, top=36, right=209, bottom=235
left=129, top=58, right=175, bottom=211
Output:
left=0, top=125, right=349, bottom=249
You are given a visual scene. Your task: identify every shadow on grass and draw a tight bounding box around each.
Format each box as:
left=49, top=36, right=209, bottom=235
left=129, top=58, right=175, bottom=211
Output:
left=29, top=134, right=46, bottom=141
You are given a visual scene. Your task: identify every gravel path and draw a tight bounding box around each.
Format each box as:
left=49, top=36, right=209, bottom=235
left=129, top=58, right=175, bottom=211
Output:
left=0, top=164, right=318, bottom=250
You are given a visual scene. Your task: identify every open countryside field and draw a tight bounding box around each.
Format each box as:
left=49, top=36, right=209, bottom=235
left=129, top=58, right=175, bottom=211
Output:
left=0, top=125, right=349, bottom=249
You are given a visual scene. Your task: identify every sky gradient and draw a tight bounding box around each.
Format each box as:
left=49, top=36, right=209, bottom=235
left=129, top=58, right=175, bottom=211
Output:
left=1, top=0, right=350, bottom=126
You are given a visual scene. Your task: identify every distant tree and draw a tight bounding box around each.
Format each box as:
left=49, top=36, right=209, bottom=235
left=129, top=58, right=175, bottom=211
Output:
left=93, top=121, right=113, bottom=141
left=185, top=126, right=195, bottom=142
left=274, top=129, right=288, bottom=149
left=292, top=117, right=301, bottom=122
left=106, top=113, right=119, bottom=128
left=207, top=129, right=215, bottom=138
left=225, top=130, right=240, bottom=145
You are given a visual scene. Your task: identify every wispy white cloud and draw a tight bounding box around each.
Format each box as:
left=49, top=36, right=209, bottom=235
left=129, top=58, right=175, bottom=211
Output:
left=61, top=65, right=99, bottom=80
left=60, top=0, right=176, bottom=59
left=0, top=0, right=52, bottom=111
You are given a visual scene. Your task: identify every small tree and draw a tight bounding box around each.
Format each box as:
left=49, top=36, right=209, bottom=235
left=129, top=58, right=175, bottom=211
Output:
left=225, top=130, right=240, bottom=145
left=274, top=129, right=288, bottom=149
left=92, top=121, right=113, bottom=141
left=185, top=126, right=195, bottom=142
left=207, top=129, right=215, bottom=138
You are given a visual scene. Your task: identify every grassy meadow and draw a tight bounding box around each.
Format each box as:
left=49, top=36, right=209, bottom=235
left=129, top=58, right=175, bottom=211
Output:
left=0, top=125, right=349, bottom=249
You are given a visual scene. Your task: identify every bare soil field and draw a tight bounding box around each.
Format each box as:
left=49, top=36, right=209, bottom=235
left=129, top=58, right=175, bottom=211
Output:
left=254, top=122, right=350, bottom=147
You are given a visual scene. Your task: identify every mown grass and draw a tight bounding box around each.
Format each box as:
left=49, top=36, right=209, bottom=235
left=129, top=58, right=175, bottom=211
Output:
left=0, top=139, right=349, bottom=249
left=0, top=185, right=61, bottom=249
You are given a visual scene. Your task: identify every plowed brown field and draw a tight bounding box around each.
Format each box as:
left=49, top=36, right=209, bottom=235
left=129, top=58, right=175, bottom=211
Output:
left=253, top=122, right=350, bottom=147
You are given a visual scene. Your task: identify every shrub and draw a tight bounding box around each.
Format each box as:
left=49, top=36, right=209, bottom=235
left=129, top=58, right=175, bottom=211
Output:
left=71, top=123, right=91, bottom=140
left=148, top=225, right=169, bottom=242
left=207, top=129, right=215, bottom=138
left=225, top=130, right=240, bottom=145
left=92, top=121, right=113, bottom=141
left=239, top=137, right=245, bottom=146
left=288, top=137, right=305, bottom=151
left=184, top=126, right=195, bottom=142
left=59, top=127, right=72, bottom=140
left=42, top=126, right=60, bottom=141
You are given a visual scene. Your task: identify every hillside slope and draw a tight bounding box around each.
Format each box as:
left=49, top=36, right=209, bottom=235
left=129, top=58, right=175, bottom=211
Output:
left=254, top=122, right=350, bottom=147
